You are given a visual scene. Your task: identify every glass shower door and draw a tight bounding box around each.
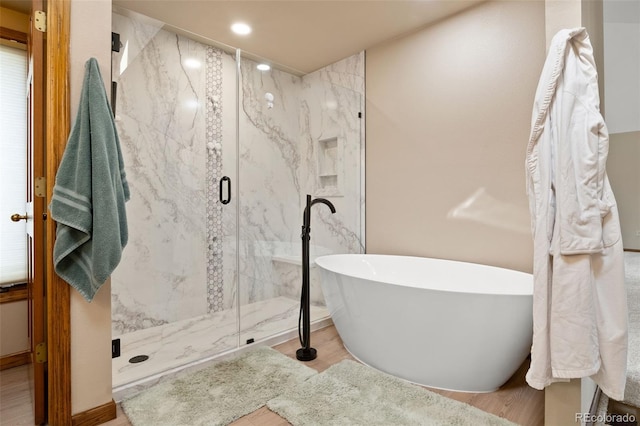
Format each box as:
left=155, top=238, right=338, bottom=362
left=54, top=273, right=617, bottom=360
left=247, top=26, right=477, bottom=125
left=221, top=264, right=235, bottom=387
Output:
left=110, top=8, right=239, bottom=390
left=236, top=51, right=303, bottom=347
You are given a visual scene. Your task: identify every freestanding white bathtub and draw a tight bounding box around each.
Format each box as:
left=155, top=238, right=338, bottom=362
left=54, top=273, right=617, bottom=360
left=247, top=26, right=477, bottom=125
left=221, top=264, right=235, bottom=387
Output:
left=314, top=254, right=533, bottom=393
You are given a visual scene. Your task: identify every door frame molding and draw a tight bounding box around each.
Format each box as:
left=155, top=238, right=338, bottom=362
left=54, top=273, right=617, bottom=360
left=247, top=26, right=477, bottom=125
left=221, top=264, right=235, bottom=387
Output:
left=46, top=0, right=72, bottom=424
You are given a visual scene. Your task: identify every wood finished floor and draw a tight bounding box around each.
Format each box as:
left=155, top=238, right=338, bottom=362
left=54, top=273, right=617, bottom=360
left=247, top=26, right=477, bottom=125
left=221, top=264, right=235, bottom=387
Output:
left=1, top=325, right=544, bottom=425
left=0, top=361, right=35, bottom=425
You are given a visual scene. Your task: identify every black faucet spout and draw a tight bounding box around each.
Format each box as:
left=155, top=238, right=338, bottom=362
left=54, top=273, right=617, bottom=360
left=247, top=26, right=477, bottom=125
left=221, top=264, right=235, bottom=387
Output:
left=310, top=197, right=336, bottom=214
left=303, top=196, right=336, bottom=235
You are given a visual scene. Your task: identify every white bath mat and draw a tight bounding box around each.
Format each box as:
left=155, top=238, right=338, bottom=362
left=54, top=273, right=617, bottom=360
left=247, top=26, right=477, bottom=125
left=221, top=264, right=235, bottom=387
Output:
left=121, top=346, right=316, bottom=426
left=267, top=359, right=517, bottom=425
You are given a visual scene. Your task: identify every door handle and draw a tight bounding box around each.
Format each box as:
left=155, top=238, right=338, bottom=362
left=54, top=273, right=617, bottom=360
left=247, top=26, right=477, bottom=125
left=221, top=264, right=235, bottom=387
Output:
left=219, top=176, right=231, bottom=205
left=10, top=213, right=28, bottom=222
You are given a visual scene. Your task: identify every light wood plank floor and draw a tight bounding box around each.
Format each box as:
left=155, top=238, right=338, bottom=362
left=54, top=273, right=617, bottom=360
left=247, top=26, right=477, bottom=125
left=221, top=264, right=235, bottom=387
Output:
left=1, top=325, right=544, bottom=425
left=0, top=362, right=35, bottom=425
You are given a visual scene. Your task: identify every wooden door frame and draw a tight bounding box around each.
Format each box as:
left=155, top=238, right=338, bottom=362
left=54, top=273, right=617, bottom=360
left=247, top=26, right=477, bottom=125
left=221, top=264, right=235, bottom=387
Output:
left=28, top=0, right=46, bottom=421
left=45, top=0, right=72, bottom=424
left=2, top=1, right=90, bottom=423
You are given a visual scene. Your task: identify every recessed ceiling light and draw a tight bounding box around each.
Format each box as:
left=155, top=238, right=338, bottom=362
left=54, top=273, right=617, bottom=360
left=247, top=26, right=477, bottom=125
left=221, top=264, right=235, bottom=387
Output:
left=231, top=22, right=252, bottom=35
left=257, top=64, right=271, bottom=71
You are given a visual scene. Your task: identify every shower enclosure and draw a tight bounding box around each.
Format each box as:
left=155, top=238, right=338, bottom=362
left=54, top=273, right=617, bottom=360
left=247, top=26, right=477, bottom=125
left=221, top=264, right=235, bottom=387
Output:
left=110, top=9, right=364, bottom=395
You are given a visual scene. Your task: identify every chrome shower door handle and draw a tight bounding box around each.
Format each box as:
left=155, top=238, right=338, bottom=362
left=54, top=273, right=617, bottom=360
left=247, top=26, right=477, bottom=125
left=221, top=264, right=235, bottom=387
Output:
left=219, top=176, right=231, bottom=205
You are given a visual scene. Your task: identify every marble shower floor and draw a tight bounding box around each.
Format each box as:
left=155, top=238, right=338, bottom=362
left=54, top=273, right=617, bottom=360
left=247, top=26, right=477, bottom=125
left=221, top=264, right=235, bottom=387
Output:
left=112, top=296, right=329, bottom=390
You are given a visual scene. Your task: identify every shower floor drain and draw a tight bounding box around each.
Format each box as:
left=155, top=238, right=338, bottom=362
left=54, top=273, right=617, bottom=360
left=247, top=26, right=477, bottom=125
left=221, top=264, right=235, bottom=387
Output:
left=129, top=355, right=149, bottom=364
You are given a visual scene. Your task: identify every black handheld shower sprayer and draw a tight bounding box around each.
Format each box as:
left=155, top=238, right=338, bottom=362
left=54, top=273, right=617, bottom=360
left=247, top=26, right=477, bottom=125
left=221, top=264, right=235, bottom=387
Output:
left=297, top=194, right=336, bottom=361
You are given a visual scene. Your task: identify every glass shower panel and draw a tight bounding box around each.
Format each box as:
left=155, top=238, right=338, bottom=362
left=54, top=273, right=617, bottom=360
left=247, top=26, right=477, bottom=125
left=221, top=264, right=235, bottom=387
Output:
left=110, top=9, right=238, bottom=390
left=236, top=53, right=304, bottom=346
left=237, top=51, right=364, bottom=348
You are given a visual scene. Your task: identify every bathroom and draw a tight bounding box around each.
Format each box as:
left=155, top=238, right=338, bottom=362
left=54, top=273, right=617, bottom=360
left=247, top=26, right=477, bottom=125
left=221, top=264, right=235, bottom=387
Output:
left=77, top=0, right=640, bottom=421
left=1, top=0, right=637, bottom=424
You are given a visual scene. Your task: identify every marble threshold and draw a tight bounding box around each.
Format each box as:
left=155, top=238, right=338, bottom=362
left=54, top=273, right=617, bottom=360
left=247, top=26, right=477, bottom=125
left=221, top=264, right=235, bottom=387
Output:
left=112, top=296, right=330, bottom=401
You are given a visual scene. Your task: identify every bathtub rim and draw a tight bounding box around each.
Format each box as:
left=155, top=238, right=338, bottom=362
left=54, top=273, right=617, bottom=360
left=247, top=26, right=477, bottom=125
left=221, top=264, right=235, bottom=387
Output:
left=315, top=253, right=533, bottom=296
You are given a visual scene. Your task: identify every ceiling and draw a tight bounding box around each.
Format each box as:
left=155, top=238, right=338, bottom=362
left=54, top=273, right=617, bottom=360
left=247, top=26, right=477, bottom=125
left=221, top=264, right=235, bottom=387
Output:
left=111, top=0, right=484, bottom=74
left=3, top=1, right=636, bottom=73
left=1, top=0, right=484, bottom=75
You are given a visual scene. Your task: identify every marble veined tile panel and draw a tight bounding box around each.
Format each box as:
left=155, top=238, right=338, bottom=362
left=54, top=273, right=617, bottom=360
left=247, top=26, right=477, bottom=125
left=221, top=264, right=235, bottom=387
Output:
left=111, top=12, right=210, bottom=334
left=112, top=11, right=164, bottom=79
left=298, top=52, right=365, bottom=256
left=112, top=113, right=208, bottom=334
left=115, top=28, right=207, bottom=145
left=237, top=57, right=303, bottom=304
left=302, top=51, right=365, bottom=94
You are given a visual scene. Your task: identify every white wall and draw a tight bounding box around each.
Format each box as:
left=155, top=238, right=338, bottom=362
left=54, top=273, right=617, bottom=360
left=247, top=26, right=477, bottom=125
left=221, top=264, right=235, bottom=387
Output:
left=604, top=0, right=640, bottom=134
left=604, top=0, right=640, bottom=250
left=69, top=0, right=113, bottom=415
left=366, top=0, right=544, bottom=273
left=608, top=132, right=640, bottom=250
left=0, top=301, right=29, bottom=356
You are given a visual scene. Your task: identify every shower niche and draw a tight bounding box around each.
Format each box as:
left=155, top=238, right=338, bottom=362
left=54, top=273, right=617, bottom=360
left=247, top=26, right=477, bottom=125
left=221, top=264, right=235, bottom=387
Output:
left=317, top=136, right=342, bottom=196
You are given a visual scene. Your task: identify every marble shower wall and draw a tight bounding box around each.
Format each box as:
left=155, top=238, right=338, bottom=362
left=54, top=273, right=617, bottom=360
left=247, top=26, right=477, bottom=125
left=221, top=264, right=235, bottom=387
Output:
left=236, top=57, right=302, bottom=306
left=299, top=52, right=365, bottom=256
left=236, top=52, right=365, bottom=308
left=111, top=12, right=211, bottom=334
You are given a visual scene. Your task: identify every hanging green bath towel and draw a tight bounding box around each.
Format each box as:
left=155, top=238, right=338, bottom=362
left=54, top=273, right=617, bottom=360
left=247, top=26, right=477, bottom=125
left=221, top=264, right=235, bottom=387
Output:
left=49, top=58, right=130, bottom=302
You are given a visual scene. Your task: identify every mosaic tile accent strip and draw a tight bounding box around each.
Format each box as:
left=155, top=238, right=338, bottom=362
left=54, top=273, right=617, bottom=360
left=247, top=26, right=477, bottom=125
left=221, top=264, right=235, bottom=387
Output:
left=206, top=46, right=224, bottom=313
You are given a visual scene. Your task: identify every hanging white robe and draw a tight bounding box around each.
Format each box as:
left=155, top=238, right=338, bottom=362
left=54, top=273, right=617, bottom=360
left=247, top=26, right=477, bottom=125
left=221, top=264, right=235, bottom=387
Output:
left=525, top=27, right=628, bottom=400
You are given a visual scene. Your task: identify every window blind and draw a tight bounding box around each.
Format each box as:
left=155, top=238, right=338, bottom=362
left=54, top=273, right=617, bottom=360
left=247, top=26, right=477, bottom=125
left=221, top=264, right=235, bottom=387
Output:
left=0, top=44, right=28, bottom=285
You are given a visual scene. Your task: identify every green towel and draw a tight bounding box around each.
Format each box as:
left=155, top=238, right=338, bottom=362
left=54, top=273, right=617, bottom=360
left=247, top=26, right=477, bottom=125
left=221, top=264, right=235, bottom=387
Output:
left=49, top=58, right=130, bottom=302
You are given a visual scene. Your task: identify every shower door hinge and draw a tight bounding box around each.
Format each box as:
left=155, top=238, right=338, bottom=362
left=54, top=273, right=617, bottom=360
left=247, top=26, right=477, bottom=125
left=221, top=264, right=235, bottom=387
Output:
left=35, top=342, right=47, bottom=363
left=112, top=338, right=121, bottom=358
left=112, top=32, right=121, bottom=52
left=34, top=11, right=46, bottom=33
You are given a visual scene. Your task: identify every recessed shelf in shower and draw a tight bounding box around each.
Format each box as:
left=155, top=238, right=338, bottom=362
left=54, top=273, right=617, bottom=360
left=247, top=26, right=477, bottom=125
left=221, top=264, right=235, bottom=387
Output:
left=317, top=136, right=341, bottom=196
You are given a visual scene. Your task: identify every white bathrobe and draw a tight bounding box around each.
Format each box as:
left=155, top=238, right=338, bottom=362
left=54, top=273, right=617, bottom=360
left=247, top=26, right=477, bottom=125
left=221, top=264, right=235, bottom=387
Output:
left=525, top=27, right=628, bottom=400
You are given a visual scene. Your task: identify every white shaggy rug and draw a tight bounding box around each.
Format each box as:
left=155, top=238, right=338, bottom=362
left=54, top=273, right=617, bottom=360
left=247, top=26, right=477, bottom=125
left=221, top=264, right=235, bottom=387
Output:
left=267, top=359, right=517, bottom=425
left=121, top=346, right=316, bottom=426
left=624, top=251, right=640, bottom=408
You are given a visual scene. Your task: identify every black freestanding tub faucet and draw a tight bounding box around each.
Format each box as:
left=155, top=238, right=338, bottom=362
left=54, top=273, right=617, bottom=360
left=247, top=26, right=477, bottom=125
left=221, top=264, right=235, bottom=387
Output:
left=297, top=194, right=336, bottom=361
